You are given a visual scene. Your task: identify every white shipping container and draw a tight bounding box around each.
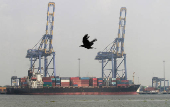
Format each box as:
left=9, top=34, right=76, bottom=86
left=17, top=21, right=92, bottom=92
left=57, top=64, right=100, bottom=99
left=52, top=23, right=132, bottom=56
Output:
left=112, top=82, right=116, bottom=84
left=112, top=78, right=116, bottom=80
left=61, top=80, right=70, bottom=82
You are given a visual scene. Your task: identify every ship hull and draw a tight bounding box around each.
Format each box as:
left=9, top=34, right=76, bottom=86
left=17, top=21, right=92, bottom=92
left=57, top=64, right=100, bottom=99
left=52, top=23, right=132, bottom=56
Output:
left=6, top=85, right=140, bottom=95
left=18, top=92, right=138, bottom=95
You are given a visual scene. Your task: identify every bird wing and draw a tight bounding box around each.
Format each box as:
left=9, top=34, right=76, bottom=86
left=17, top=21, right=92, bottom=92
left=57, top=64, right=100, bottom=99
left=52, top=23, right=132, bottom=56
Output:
left=82, top=35, right=90, bottom=46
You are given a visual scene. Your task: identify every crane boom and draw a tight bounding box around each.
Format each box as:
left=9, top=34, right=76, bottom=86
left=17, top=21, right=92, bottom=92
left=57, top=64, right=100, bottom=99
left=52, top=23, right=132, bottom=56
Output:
left=116, top=7, right=127, bottom=57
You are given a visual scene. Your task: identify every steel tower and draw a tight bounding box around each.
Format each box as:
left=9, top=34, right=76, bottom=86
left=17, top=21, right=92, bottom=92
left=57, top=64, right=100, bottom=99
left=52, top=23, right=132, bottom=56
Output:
left=26, top=2, right=56, bottom=77
left=95, top=7, right=127, bottom=79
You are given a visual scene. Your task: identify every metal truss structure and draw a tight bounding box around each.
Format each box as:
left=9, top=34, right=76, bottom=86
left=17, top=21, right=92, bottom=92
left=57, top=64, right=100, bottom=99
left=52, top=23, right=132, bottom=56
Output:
left=152, top=77, right=169, bottom=92
left=95, top=7, right=127, bottom=79
left=26, top=2, right=56, bottom=77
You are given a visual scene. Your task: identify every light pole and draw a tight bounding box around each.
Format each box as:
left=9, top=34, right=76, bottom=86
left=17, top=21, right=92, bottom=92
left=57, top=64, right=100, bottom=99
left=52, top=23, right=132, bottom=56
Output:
left=78, top=58, right=80, bottom=77
left=133, top=72, right=135, bottom=83
left=163, top=61, right=165, bottom=92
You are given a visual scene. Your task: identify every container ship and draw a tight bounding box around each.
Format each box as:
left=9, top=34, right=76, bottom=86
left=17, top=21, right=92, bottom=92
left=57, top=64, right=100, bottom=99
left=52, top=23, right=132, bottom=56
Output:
left=6, top=3, right=140, bottom=95
left=6, top=71, right=140, bottom=95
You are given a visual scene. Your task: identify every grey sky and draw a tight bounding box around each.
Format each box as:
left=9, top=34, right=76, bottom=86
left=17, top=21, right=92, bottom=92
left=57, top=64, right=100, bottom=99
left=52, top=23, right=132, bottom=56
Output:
left=0, top=0, right=170, bottom=86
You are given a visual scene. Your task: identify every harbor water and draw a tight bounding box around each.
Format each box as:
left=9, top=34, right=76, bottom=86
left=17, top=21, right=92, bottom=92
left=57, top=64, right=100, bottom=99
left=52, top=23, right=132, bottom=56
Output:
left=0, top=94, right=170, bottom=107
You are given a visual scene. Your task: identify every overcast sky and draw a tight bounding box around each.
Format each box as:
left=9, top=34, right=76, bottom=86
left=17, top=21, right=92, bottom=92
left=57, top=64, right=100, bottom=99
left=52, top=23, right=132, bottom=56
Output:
left=0, top=0, right=170, bottom=86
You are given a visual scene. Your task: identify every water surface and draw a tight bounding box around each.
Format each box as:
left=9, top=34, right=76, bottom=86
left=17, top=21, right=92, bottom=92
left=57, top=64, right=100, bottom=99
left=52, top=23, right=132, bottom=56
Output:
left=0, top=94, right=170, bottom=107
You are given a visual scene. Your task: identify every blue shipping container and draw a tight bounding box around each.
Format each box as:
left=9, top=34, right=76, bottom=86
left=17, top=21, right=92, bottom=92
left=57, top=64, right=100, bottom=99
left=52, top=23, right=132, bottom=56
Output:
left=22, top=82, right=27, bottom=84
left=111, top=82, right=116, bottom=84
left=80, top=77, right=90, bottom=80
left=51, top=78, right=55, bottom=80
left=98, top=78, right=103, bottom=80
left=44, top=82, right=52, bottom=84
left=55, top=78, right=60, bottom=80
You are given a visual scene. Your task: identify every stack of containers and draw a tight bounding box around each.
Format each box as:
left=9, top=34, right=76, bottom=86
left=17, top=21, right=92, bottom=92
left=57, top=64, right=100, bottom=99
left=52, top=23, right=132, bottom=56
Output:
left=109, top=78, right=116, bottom=86
left=145, top=87, right=155, bottom=92
left=117, top=80, right=129, bottom=87
left=80, top=77, right=89, bottom=87
left=51, top=78, right=55, bottom=87
left=55, top=77, right=60, bottom=86
left=89, top=78, right=97, bottom=86
left=97, top=78, right=103, bottom=86
left=70, top=77, right=80, bottom=86
left=103, top=78, right=109, bottom=86
left=42, top=77, right=52, bottom=87
left=20, top=78, right=27, bottom=87
left=60, top=77, right=70, bottom=87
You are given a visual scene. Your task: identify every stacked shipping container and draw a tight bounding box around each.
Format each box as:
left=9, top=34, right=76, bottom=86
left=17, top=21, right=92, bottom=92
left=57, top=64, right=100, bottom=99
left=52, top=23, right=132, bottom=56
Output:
left=80, top=77, right=89, bottom=87
left=18, top=76, right=135, bottom=88
left=89, top=78, right=97, bottom=86
left=20, top=78, right=27, bottom=87
left=103, top=78, right=109, bottom=86
left=55, top=77, right=60, bottom=86
left=42, top=77, right=52, bottom=87
left=110, top=78, right=116, bottom=86
left=70, top=77, right=80, bottom=86
left=51, top=78, right=55, bottom=87
left=97, top=78, right=103, bottom=86
left=60, top=77, right=70, bottom=87
left=117, top=80, right=129, bottom=87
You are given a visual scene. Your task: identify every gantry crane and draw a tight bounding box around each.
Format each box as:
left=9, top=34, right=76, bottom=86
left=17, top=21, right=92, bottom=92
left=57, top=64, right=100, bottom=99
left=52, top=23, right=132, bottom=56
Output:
left=95, top=7, right=127, bottom=79
left=152, top=77, right=169, bottom=92
left=26, top=2, right=56, bottom=77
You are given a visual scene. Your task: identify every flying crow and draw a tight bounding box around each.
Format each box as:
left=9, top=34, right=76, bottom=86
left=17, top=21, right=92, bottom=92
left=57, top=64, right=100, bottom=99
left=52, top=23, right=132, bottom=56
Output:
left=80, top=34, right=97, bottom=49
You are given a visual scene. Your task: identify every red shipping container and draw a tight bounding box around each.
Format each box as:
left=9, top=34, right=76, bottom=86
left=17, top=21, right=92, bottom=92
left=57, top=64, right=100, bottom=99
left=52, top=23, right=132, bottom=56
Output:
left=117, top=84, right=127, bottom=87
left=22, top=84, right=27, bottom=86
left=78, top=84, right=89, bottom=87
left=116, top=78, right=120, bottom=80
left=81, top=81, right=89, bottom=83
left=21, top=80, right=26, bottom=82
left=98, top=80, right=103, bottom=82
left=42, top=77, right=52, bottom=80
left=61, top=82, right=70, bottom=84
left=61, top=85, right=70, bottom=86
left=121, top=80, right=129, bottom=82
left=31, top=77, right=37, bottom=80
left=71, top=80, right=80, bottom=82
left=92, top=80, right=97, bottom=82
left=92, top=78, right=97, bottom=80
left=43, top=80, right=52, bottom=82
left=61, top=83, right=70, bottom=85
left=21, top=78, right=27, bottom=80
left=81, top=80, right=89, bottom=82
left=70, top=77, right=80, bottom=80
left=146, top=87, right=155, bottom=91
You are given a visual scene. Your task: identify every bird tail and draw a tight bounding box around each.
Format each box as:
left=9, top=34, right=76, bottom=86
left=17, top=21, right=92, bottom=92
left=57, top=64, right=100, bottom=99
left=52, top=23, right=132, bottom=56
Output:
left=91, top=38, right=97, bottom=43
